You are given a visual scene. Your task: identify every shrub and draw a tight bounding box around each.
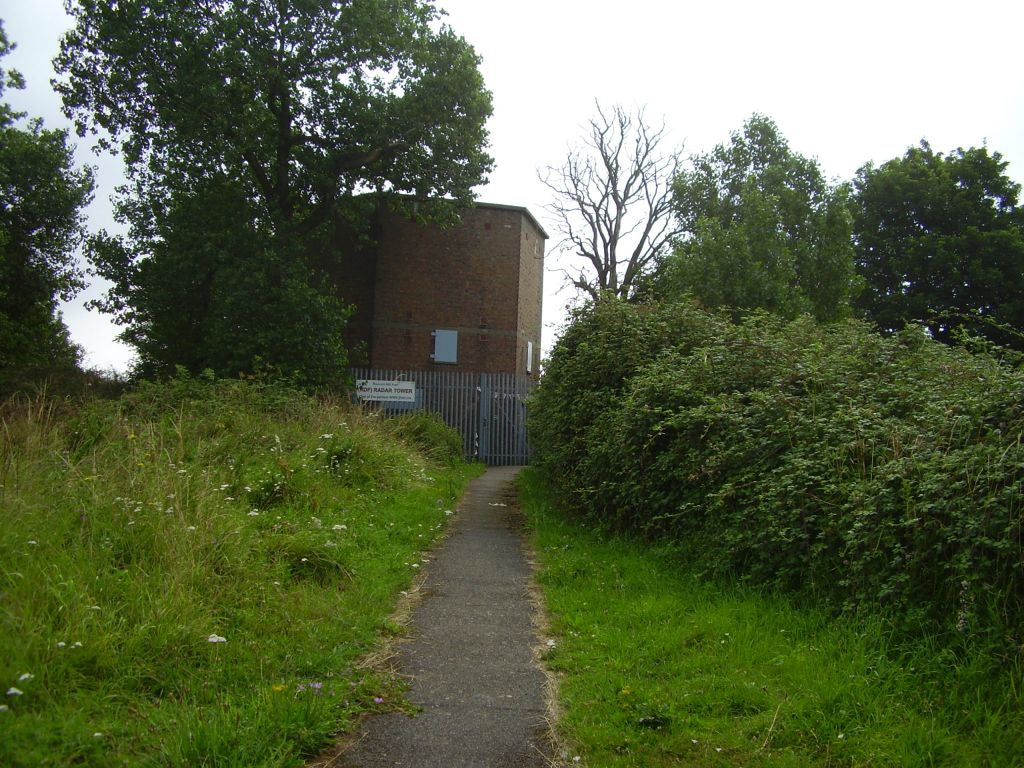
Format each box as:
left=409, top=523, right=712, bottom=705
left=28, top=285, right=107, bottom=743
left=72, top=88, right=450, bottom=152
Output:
left=533, top=301, right=1024, bottom=645
left=529, top=296, right=727, bottom=489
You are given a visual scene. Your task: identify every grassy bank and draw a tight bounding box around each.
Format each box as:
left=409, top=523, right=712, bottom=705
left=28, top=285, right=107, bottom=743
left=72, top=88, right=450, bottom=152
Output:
left=0, top=377, right=481, bottom=767
left=520, top=469, right=1023, bottom=768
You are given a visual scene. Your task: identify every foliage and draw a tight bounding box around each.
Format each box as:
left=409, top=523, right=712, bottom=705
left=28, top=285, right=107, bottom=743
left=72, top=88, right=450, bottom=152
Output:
left=528, top=296, right=726, bottom=491
left=532, top=300, right=1024, bottom=646
left=655, top=114, right=856, bottom=321
left=541, top=104, right=682, bottom=300
left=388, top=410, right=465, bottom=465
left=520, top=468, right=1024, bottom=767
left=87, top=177, right=352, bottom=386
left=0, top=364, right=127, bottom=402
left=852, top=141, right=1024, bottom=349
left=0, top=21, right=93, bottom=372
left=55, top=0, right=492, bottom=229
left=0, top=374, right=479, bottom=766
left=55, top=0, right=493, bottom=383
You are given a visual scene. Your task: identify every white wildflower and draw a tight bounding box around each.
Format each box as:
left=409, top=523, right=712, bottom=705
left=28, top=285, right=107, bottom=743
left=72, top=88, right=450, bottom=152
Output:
left=207, top=634, right=227, bottom=644
left=6, top=687, right=23, bottom=696
left=17, top=673, right=33, bottom=682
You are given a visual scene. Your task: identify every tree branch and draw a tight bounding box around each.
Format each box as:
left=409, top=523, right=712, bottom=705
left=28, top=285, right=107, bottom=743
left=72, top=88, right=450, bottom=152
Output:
left=541, top=102, right=683, bottom=300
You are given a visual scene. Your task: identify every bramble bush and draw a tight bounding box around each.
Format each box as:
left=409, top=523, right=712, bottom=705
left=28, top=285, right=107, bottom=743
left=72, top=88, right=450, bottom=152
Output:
left=528, top=298, right=728, bottom=496
left=531, top=298, right=1024, bottom=646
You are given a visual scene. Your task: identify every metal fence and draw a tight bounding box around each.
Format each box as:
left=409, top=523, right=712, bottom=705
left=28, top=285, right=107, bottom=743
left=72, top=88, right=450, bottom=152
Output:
left=350, top=369, right=537, bottom=465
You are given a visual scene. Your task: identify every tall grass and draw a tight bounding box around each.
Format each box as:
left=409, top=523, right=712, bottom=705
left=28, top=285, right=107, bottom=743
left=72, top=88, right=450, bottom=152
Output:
left=0, top=376, right=480, bottom=766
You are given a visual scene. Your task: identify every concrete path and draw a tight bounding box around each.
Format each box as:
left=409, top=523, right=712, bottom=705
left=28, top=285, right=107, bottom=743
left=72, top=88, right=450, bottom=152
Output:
left=333, top=466, right=552, bottom=768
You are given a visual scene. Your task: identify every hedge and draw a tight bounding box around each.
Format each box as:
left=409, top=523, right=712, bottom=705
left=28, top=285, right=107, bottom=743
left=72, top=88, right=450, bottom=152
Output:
left=531, top=298, right=1024, bottom=645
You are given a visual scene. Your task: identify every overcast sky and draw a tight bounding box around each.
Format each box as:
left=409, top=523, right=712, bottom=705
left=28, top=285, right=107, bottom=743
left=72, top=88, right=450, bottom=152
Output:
left=3, top=0, right=1023, bottom=371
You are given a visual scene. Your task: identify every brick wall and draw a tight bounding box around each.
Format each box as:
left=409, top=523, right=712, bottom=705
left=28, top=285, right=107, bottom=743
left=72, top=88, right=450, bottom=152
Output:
left=329, top=201, right=545, bottom=374
left=516, top=217, right=545, bottom=376
left=356, top=203, right=545, bottom=373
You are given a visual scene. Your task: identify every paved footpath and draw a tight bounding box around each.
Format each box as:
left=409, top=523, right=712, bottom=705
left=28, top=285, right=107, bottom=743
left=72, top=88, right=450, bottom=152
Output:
left=333, top=466, right=553, bottom=768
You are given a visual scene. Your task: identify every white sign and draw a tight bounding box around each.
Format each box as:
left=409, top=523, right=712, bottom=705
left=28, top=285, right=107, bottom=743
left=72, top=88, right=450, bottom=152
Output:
left=355, top=379, right=416, bottom=403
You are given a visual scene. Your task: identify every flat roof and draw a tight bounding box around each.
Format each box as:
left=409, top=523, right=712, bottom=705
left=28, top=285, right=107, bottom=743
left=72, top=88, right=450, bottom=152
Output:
left=382, top=194, right=549, bottom=240
left=472, top=201, right=549, bottom=240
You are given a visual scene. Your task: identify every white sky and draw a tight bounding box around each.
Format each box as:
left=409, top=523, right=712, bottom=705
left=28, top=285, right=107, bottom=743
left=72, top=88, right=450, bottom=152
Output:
left=3, top=0, right=1023, bottom=372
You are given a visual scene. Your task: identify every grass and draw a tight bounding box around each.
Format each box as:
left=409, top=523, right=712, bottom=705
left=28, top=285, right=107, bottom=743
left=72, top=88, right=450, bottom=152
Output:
left=519, top=468, right=1024, bottom=768
left=0, top=376, right=483, bottom=767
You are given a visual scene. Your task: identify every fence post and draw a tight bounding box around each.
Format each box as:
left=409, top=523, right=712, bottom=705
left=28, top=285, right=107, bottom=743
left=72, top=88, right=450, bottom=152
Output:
left=477, top=373, right=491, bottom=464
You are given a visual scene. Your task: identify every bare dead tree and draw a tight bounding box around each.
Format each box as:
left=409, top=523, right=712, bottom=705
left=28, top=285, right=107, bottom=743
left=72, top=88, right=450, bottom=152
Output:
left=540, top=104, right=683, bottom=301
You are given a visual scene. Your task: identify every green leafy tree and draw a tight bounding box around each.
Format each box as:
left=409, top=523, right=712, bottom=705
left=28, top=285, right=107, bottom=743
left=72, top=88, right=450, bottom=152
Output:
left=655, top=114, right=856, bottom=321
left=86, top=177, right=353, bottom=383
left=0, top=21, right=93, bottom=373
left=55, top=0, right=493, bottom=384
left=852, top=141, right=1024, bottom=349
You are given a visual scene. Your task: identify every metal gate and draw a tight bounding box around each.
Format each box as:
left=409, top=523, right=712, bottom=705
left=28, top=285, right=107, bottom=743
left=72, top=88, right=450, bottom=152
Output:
left=350, top=369, right=536, bottom=465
